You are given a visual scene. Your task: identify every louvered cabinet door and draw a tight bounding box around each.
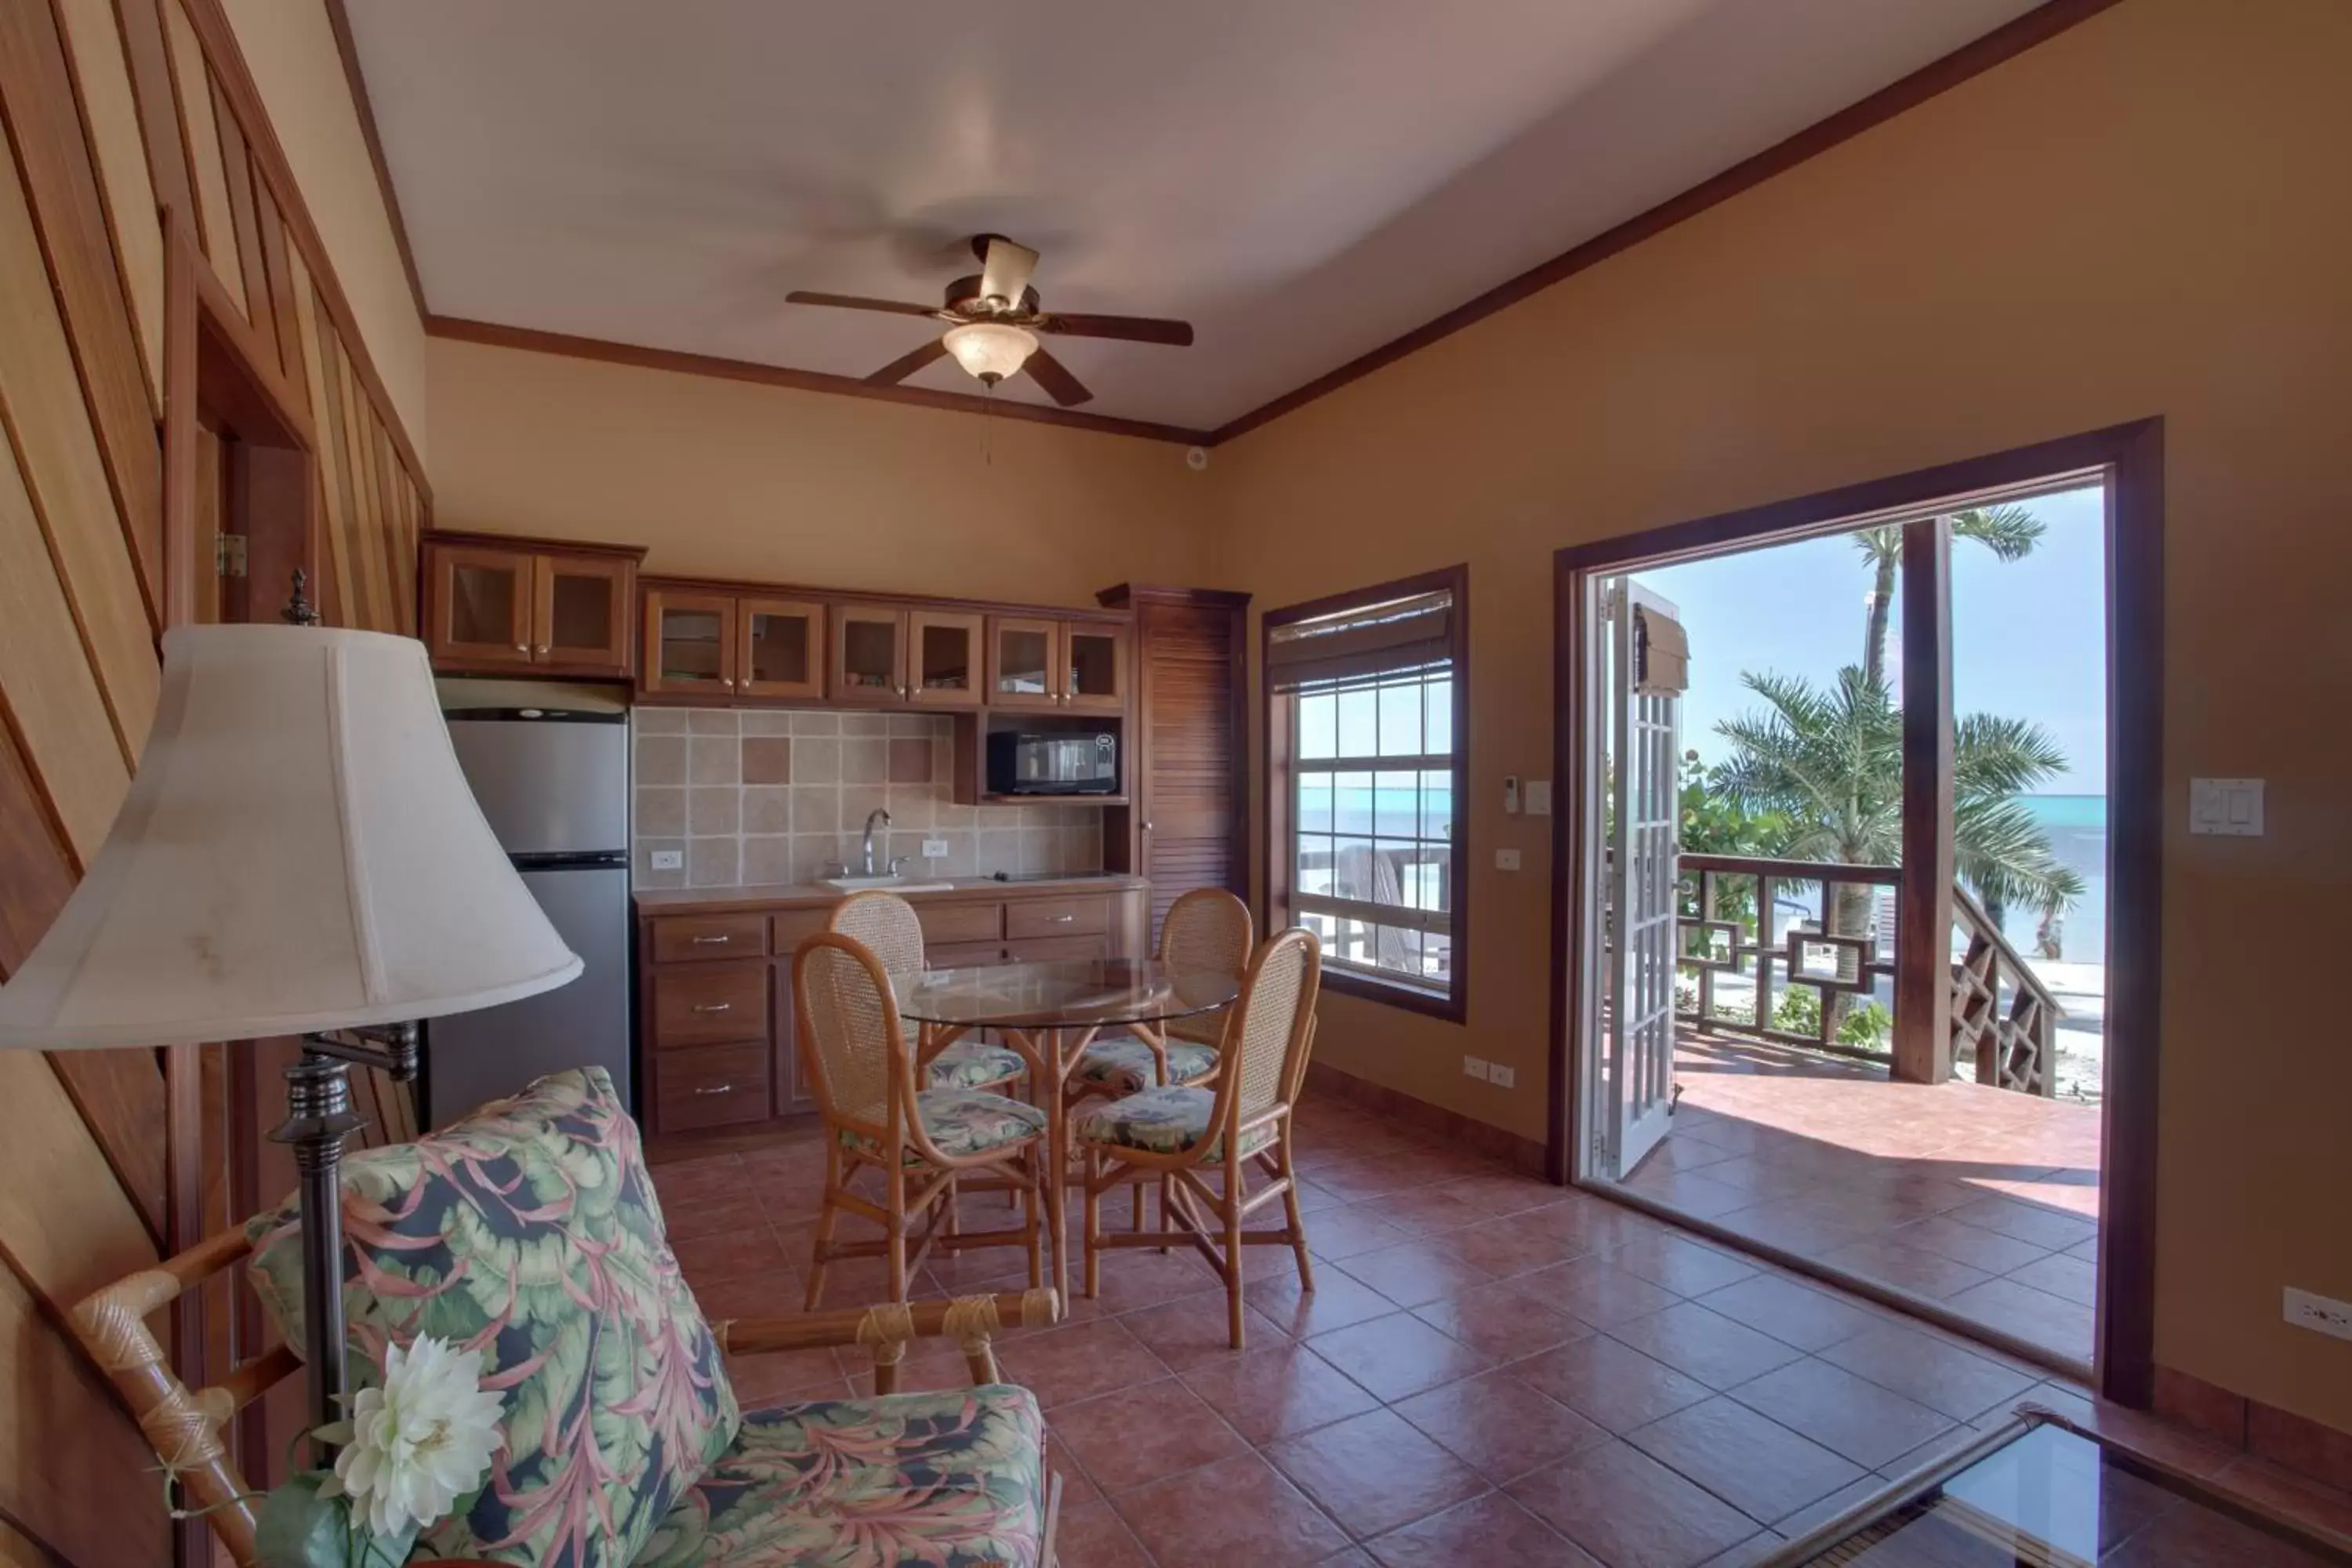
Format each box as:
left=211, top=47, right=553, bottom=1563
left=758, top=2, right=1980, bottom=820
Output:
left=1133, top=598, right=1247, bottom=948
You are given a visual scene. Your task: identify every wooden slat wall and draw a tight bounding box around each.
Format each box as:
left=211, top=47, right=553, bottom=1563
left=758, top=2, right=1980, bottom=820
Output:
left=0, top=0, right=428, bottom=1559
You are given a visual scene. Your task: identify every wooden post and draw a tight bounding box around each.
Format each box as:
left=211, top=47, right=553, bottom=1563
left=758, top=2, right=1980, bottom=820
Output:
left=1894, top=517, right=1954, bottom=1083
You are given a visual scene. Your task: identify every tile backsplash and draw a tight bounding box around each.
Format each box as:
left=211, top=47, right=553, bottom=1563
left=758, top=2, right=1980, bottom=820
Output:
left=632, top=708, right=1104, bottom=889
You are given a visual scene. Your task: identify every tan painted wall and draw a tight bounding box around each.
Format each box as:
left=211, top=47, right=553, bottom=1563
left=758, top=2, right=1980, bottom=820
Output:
left=426, top=337, right=1217, bottom=602
left=1205, top=0, right=2352, bottom=1431
left=217, top=0, right=426, bottom=452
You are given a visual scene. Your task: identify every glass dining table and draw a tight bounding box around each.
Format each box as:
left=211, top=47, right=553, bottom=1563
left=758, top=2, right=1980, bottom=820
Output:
left=892, top=958, right=1240, bottom=1308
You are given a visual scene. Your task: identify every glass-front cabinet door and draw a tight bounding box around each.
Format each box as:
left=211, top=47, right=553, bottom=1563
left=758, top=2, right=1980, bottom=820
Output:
left=428, top=544, right=535, bottom=668
left=535, top=555, right=632, bottom=673
left=642, top=590, right=737, bottom=696
left=988, top=615, right=1061, bottom=709
left=738, top=598, right=824, bottom=699
left=830, top=605, right=906, bottom=703
left=1064, top=623, right=1128, bottom=712
left=907, top=611, right=985, bottom=707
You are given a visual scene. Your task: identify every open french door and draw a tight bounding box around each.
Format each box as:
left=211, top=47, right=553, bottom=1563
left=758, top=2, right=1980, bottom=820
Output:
left=1583, top=578, right=1683, bottom=1179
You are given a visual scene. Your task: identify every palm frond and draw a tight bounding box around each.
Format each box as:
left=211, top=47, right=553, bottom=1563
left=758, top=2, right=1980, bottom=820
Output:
left=1950, top=504, right=2046, bottom=562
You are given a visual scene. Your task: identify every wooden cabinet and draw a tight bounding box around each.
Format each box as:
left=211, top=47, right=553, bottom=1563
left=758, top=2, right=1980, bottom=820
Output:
left=830, top=604, right=906, bottom=704
left=637, top=880, right=1150, bottom=1143
left=739, top=597, right=825, bottom=700
left=423, top=533, right=641, bottom=678
left=1097, top=585, right=1250, bottom=948
left=906, top=611, right=985, bottom=707
left=642, top=589, right=739, bottom=698
left=988, top=615, right=1131, bottom=712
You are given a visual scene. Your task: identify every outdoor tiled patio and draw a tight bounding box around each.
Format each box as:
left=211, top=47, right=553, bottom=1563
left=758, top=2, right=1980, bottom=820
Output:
left=630, top=1094, right=2334, bottom=1568
left=1610, top=1030, right=2105, bottom=1367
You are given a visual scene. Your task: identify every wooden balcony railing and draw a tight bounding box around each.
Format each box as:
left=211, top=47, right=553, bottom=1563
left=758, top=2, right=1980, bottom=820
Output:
left=1951, top=884, right=2063, bottom=1097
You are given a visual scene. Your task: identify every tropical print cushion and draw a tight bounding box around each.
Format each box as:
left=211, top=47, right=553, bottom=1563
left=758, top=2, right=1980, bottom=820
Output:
left=1072, top=1037, right=1218, bottom=1094
left=844, top=1090, right=1047, bottom=1166
left=1073, top=1085, right=1276, bottom=1160
left=924, top=1040, right=1027, bottom=1091
left=244, top=1066, right=738, bottom=1568
left=635, top=1387, right=1045, bottom=1568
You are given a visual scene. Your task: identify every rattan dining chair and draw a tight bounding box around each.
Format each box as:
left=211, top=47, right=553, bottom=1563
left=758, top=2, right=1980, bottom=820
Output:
left=797, top=931, right=1046, bottom=1307
left=829, top=891, right=1028, bottom=1092
left=1074, top=927, right=1322, bottom=1348
left=1068, top=887, right=1252, bottom=1103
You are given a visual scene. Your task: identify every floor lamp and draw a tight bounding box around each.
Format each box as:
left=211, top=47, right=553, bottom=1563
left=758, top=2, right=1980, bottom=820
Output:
left=0, top=622, right=581, bottom=1450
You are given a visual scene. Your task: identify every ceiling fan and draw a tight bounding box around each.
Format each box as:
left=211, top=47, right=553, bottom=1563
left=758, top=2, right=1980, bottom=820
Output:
left=786, top=235, right=1193, bottom=408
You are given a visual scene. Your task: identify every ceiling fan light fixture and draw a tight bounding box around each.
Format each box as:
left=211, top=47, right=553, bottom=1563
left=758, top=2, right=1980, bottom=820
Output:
left=942, top=321, right=1038, bottom=386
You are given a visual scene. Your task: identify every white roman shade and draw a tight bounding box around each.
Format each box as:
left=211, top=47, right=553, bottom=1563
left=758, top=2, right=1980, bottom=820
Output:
left=0, top=624, right=580, bottom=1050
left=1267, top=589, right=1455, bottom=691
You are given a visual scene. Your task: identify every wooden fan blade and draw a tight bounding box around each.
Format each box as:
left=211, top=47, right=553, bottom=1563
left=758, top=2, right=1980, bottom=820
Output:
left=1021, top=346, right=1093, bottom=407
left=786, top=291, right=939, bottom=318
left=1038, top=312, right=1193, bottom=347
left=866, top=337, right=949, bottom=385
left=978, top=237, right=1039, bottom=307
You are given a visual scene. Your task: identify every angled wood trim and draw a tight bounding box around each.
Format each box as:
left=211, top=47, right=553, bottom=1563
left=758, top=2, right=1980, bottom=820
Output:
left=426, top=314, right=1218, bottom=447
left=249, top=176, right=299, bottom=389
left=320, top=0, right=422, bottom=318
left=0, top=0, right=165, bottom=624
left=1206, top=0, right=2129, bottom=445
left=44, top=0, right=165, bottom=416
left=107, top=0, right=196, bottom=258
left=207, top=67, right=272, bottom=363
left=175, top=0, right=430, bottom=502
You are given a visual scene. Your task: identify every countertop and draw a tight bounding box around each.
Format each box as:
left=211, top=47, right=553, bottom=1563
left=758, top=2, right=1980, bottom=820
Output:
left=633, top=873, right=1148, bottom=916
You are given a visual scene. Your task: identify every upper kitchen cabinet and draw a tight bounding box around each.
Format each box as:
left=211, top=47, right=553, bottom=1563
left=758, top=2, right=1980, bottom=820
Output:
left=642, top=589, right=739, bottom=697
left=1064, top=622, right=1129, bottom=713
left=989, top=615, right=1131, bottom=711
left=424, top=533, right=643, bottom=678
left=739, top=597, right=825, bottom=700
left=830, top=604, right=906, bottom=704
left=906, top=611, right=985, bottom=708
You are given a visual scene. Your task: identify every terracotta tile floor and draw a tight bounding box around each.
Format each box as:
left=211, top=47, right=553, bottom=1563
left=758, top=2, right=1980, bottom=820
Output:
left=1607, top=1030, right=2103, bottom=1367
left=652, top=1097, right=2223, bottom=1566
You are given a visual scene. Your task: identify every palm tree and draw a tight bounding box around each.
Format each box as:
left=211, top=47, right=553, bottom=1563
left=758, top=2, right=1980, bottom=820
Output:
left=1713, top=666, right=2083, bottom=1024
left=1853, top=506, right=2045, bottom=684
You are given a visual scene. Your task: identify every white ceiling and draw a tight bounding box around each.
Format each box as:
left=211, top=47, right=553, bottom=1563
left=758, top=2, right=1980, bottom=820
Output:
left=348, top=0, right=2045, bottom=431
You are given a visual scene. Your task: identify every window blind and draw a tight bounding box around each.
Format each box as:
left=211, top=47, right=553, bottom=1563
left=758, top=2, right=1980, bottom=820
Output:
left=1266, top=590, right=1454, bottom=691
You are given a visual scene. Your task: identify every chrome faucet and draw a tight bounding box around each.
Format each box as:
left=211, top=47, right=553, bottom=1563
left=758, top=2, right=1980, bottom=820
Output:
left=860, top=808, right=892, bottom=877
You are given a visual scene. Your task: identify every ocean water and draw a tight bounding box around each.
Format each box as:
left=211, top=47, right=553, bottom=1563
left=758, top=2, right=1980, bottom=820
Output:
left=2009, top=793, right=2107, bottom=961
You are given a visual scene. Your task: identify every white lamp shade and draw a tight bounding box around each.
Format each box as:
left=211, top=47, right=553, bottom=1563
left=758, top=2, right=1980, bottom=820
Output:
left=0, top=625, right=580, bottom=1049
left=942, top=321, right=1038, bottom=383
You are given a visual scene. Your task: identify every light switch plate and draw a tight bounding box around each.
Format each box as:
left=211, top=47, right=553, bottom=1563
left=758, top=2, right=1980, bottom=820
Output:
left=649, top=849, right=684, bottom=871
left=1488, top=1064, right=1516, bottom=1090
left=921, top=838, right=950, bottom=858
left=1495, top=848, right=1522, bottom=871
left=1463, top=1056, right=1490, bottom=1080
left=1525, top=780, right=1552, bottom=817
left=2190, top=778, right=2263, bottom=836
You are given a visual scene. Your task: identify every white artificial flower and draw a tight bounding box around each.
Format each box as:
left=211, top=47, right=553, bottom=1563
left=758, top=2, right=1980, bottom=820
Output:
left=323, top=1336, right=504, bottom=1541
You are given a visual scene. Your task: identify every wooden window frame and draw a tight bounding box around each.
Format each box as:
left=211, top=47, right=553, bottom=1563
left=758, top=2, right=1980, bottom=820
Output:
left=1262, top=564, right=1470, bottom=1022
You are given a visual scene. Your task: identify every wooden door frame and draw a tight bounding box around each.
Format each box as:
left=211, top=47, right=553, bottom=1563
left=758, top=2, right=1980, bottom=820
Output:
left=1546, top=419, right=2164, bottom=1406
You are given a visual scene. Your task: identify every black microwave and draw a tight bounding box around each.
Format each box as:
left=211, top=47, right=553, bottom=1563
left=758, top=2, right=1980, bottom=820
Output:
left=986, top=730, right=1119, bottom=795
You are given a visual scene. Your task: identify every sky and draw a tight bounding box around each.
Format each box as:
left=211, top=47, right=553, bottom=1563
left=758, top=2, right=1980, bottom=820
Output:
left=1630, top=483, right=2109, bottom=793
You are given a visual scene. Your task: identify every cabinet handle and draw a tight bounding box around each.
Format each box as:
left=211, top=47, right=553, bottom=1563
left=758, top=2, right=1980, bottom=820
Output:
left=1048, top=913, right=1075, bottom=924
left=536, top=644, right=550, bottom=655
left=1143, top=822, right=1154, bottom=832
left=513, top=643, right=528, bottom=653
left=693, top=1083, right=735, bottom=1096
left=691, top=1001, right=733, bottom=1014
left=689, top=935, right=732, bottom=946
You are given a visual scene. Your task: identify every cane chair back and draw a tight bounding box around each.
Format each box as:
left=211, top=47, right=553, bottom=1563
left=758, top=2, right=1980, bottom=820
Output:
left=1221, top=927, right=1321, bottom=1124
left=829, top=891, right=925, bottom=976
left=1158, top=888, right=1252, bottom=1047
left=795, top=932, right=903, bottom=1134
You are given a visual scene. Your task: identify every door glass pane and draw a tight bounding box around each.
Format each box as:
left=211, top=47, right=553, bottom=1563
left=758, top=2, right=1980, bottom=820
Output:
left=996, top=626, right=1051, bottom=695
left=450, top=562, right=515, bottom=645
left=747, top=610, right=812, bottom=686
left=840, top=617, right=898, bottom=694
left=1068, top=630, right=1118, bottom=699
left=916, top=622, right=974, bottom=693
left=548, top=570, right=612, bottom=651
left=659, top=608, right=724, bottom=684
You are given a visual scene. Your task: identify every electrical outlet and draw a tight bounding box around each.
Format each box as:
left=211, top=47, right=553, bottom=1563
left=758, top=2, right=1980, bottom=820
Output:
left=2285, top=1287, right=2352, bottom=1341
left=1488, top=1064, right=1516, bottom=1089
left=650, top=849, right=684, bottom=871
left=1495, top=848, right=1521, bottom=871
left=1462, top=1056, right=1490, bottom=1081
left=921, top=838, right=950, bottom=859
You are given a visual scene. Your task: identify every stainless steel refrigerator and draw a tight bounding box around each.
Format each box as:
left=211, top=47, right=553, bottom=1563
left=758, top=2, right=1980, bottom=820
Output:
left=428, top=681, right=631, bottom=1126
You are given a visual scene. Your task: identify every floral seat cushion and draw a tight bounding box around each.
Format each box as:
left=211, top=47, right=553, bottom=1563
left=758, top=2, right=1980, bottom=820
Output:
left=924, top=1040, right=1027, bottom=1091
left=1072, top=1085, right=1276, bottom=1160
left=1165, top=1008, right=1231, bottom=1048
left=244, top=1066, right=738, bottom=1568
left=634, top=1387, right=1046, bottom=1568
left=1072, top=1037, right=1218, bottom=1095
left=844, top=1090, right=1047, bottom=1165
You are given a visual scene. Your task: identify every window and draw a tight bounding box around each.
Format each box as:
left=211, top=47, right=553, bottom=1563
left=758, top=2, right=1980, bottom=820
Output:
left=1265, top=566, right=1467, bottom=1019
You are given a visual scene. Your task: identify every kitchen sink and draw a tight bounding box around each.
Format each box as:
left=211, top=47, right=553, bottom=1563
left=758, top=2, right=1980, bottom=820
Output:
left=818, top=875, right=952, bottom=893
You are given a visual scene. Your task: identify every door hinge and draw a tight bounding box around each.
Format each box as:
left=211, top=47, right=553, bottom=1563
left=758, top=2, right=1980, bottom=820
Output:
left=214, top=534, right=248, bottom=578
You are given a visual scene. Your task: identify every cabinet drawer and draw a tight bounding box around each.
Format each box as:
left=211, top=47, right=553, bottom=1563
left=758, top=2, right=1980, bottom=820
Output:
left=653, top=1043, right=771, bottom=1132
left=652, top=961, right=769, bottom=1047
left=1002, top=933, right=1110, bottom=965
left=770, top=909, right=829, bottom=954
left=651, top=913, right=768, bottom=963
left=1006, top=896, right=1109, bottom=941
left=918, top=901, right=1004, bottom=946
left=927, top=940, right=1007, bottom=969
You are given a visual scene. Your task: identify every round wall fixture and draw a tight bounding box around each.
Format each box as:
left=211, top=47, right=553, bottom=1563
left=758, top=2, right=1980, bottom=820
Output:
left=1185, top=446, right=1210, bottom=471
